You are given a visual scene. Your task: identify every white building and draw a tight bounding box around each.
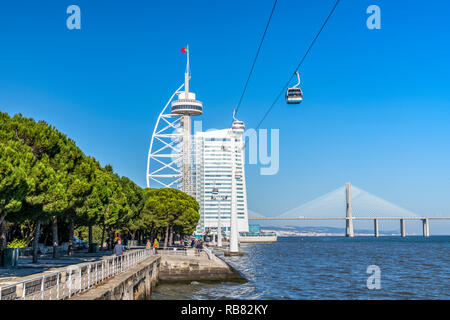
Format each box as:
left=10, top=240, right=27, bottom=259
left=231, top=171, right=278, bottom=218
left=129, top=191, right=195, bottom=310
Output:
left=194, top=121, right=249, bottom=235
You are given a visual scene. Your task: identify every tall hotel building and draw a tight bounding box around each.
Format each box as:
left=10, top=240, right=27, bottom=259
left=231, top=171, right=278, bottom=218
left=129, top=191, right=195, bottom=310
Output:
left=194, top=120, right=249, bottom=235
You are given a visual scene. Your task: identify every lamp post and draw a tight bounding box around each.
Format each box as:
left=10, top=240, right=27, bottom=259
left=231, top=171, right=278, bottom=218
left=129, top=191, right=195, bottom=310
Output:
left=211, top=187, right=227, bottom=248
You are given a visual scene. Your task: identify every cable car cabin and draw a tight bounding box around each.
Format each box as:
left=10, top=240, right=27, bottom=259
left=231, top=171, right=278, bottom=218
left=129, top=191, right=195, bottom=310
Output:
left=285, top=87, right=303, bottom=104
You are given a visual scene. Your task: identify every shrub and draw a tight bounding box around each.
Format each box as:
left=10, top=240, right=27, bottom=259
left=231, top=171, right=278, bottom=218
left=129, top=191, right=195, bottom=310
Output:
left=6, top=238, right=27, bottom=249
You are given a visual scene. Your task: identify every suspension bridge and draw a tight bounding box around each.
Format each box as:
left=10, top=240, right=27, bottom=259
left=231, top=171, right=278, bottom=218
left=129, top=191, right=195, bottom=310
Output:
left=248, top=183, right=450, bottom=237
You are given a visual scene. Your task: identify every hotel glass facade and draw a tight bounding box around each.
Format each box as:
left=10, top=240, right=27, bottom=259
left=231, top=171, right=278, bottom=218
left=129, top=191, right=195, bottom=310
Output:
left=194, top=128, right=249, bottom=234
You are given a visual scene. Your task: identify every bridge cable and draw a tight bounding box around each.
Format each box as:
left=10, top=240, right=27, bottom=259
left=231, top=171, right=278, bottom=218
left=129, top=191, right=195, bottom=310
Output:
left=255, top=0, right=341, bottom=130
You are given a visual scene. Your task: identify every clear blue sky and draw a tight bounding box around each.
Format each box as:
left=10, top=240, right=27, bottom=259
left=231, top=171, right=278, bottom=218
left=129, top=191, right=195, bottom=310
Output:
left=1, top=1, right=449, bottom=231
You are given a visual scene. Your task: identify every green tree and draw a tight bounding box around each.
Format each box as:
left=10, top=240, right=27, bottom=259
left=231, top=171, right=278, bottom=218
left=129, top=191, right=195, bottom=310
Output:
left=1, top=111, right=184, bottom=262
left=119, top=177, right=144, bottom=243
left=142, top=188, right=199, bottom=248
left=3, top=113, right=75, bottom=261
left=0, top=140, right=31, bottom=225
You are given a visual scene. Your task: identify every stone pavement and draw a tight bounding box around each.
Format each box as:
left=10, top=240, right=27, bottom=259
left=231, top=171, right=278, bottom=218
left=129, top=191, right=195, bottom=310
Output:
left=0, top=248, right=135, bottom=284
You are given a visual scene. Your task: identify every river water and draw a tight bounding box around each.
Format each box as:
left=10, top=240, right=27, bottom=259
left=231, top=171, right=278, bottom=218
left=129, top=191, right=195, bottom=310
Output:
left=151, top=236, right=450, bottom=300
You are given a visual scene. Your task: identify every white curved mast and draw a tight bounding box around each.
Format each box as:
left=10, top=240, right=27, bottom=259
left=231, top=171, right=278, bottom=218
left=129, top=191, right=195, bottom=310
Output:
left=147, top=46, right=202, bottom=195
left=146, top=83, right=184, bottom=188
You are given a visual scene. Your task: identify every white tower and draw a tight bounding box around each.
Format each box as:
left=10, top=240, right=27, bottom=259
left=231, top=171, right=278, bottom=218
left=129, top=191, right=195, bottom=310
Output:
left=147, top=46, right=202, bottom=195
left=228, top=117, right=245, bottom=255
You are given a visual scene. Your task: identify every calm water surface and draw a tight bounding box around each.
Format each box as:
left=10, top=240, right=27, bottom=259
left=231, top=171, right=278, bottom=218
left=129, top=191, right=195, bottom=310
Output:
left=151, top=236, right=450, bottom=299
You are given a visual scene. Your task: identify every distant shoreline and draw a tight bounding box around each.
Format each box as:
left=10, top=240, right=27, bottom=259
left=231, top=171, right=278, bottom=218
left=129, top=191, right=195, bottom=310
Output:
left=260, top=228, right=450, bottom=237
left=262, top=232, right=450, bottom=237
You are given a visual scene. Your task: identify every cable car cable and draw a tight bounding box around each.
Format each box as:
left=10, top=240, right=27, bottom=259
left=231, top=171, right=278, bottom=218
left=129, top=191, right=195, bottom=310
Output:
left=233, top=0, right=278, bottom=121
left=213, top=0, right=278, bottom=188
left=255, top=0, right=341, bottom=130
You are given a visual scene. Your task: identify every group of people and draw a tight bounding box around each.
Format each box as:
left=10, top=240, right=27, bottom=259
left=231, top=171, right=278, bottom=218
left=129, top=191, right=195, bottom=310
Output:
left=146, top=238, right=160, bottom=249
left=190, top=238, right=204, bottom=255
left=114, top=237, right=160, bottom=256
left=112, top=236, right=206, bottom=257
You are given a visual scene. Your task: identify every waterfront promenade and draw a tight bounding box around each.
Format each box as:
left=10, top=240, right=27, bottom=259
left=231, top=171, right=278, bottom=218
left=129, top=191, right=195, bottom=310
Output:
left=0, top=249, right=116, bottom=284
left=0, top=246, right=242, bottom=300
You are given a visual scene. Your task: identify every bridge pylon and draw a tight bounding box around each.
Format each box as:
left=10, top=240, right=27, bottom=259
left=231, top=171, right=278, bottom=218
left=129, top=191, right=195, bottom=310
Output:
left=345, top=182, right=354, bottom=237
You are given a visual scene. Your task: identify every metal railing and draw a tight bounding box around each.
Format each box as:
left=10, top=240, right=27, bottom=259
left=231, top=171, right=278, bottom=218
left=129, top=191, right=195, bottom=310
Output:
left=0, top=248, right=155, bottom=300
left=156, top=246, right=188, bottom=256
left=156, top=246, right=216, bottom=260
left=202, top=246, right=217, bottom=261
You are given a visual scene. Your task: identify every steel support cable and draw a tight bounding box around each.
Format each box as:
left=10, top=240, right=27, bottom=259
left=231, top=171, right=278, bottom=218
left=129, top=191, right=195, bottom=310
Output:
left=255, top=0, right=341, bottom=130
left=215, top=1, right=278, bottom=188
left=233, top=0, right=278, bottom=122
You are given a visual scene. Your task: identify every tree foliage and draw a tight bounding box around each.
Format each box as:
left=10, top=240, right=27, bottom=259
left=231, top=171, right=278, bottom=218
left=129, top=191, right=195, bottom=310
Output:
left=0, top=111, right=200, bottom=258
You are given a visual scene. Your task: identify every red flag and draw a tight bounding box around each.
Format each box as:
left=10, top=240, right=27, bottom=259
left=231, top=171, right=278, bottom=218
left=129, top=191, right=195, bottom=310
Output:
left=181, top=47, right=187, bottom=53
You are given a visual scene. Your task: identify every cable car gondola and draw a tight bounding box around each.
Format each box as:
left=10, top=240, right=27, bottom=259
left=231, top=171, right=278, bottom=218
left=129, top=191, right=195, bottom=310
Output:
left=285, top=72, right=303, bottom=104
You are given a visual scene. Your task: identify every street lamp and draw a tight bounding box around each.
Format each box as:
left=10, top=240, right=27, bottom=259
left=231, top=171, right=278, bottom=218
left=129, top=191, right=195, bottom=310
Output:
left=211, top=187, right=227, bottom=248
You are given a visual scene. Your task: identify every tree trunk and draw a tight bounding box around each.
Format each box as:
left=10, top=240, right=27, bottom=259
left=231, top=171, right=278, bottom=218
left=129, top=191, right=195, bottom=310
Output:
left=0, top=219, right=6, bottom=267
left=100, top=225, right=106, bottom=251
left=0, top=211, right=6, bottom=226
left=164, top=225, right=169, bottom=248
left=32, top=218, right=41, bottom=264
left=0, top=219, right=6, bottom=249
left=43, top=231, right=49, bottom=247
left=68, top=220, right=75, bottom=256
left=88, top=225, right=93, bottom=252
left=24, top=220, right=35, bottom=246
left=168, top=226, right=173, bottom=247
left=130, top=230, right=136, bottom=241
left=51, top=215, right=58, bottom=258
left=88, top=225, right=93, bottom=245
left=108, top=230, right=113, bottom=250
left=150, top=229, right=154, bottom=244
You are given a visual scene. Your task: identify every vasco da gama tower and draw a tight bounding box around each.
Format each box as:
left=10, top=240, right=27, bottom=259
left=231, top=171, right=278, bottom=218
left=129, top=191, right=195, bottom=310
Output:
left=146, top=47, right=249, bottom=236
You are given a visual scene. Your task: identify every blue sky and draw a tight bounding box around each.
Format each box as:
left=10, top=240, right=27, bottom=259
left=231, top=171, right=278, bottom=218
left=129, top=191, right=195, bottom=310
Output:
left=0, top=1, right=449, bottom=232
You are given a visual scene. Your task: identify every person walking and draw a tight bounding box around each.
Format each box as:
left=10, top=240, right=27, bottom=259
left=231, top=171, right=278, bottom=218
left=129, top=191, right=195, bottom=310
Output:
left=114, top=239, right=124, bottom=256
left=153, top=238, right=159, bottom=248
left=195, top=240, right=203, bottom=256
left=146, top=239, right=152, bottom=249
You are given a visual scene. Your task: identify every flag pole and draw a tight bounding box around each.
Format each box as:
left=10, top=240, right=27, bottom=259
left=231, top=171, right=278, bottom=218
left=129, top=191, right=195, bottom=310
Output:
left=184, top=45, right=190, bottom=95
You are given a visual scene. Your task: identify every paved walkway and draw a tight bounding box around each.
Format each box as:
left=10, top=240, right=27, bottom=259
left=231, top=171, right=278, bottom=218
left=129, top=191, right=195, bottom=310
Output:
left=0, top=248, right=143, bottom=284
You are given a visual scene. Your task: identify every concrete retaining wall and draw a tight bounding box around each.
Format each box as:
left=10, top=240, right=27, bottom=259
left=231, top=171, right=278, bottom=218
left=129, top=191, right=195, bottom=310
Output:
left=70, top=250, right=245, bottom=299
left=158, top=254, right=244, bottom=283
